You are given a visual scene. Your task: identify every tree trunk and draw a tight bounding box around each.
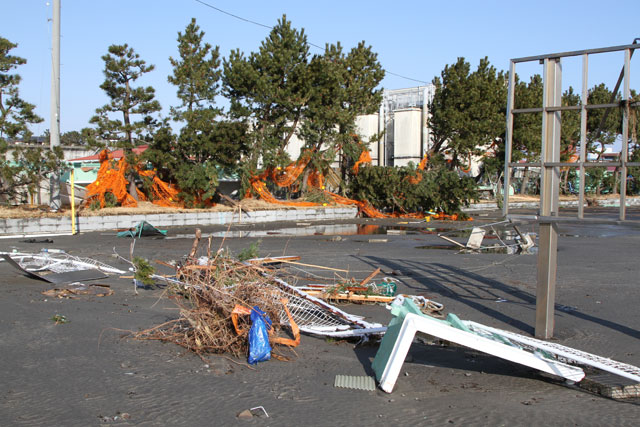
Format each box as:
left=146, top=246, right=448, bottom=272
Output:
left=520, top=167, right=529, bottom=195
left=124, top=81, right=138, bottom=201
left=561, top=169, right=569, bottom=194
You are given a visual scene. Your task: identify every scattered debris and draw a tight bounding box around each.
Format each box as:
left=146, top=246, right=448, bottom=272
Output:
left=133, top=232, right=388, bottom=362
left=368, top=238, right=388, bottom=243
left=372, top=296, right=585, bottom=393
left=247, top=256, right=302, bottom=266
left=236, top=409, right=253, bottom=420
left=20, top=238, right=54, bottom=244
left=1, top=254, right=108, bottom=285
left=334, top=375, right=376, bottom=391
left=249, top=406, right=269, bottom=418
left=580, top=372, right=640, bottom=399
left=51, top=314, right=69, bottom=324
left=42, top=283, right=114, bottom=299
left=0, top=251, right=125, bottom=275
left=372, top=296, right=640, bottom=393
left=117, top=221, right=167, bottom=238
left=237, top=407, right=268, bottom=419
left=98, top=412, right=131, bottom=423
left=436, top=220, right=537, bottom=254
left=466, top=227, right=486, bottom=250
left=297, top=285, right=443, bottom=314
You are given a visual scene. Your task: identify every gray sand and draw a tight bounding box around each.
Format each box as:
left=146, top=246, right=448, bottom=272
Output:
left=1, top=210, right=639, bottom=425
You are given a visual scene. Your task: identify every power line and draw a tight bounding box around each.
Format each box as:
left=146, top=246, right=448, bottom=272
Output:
left=194, top=0, right=271, bottom=29
left=193, top=0, right=429, bottom=85
left=385, top=71, right=428, bottom=85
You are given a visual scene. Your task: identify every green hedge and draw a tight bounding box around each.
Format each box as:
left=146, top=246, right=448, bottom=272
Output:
left=348, top=165, right=478, bottom=215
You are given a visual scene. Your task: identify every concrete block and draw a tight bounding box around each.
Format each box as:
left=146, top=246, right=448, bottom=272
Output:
left=185, top=217, right=199, bottom=225
left=196, top=212, right=209, bottom=225
left=39, top=217, right=58, bottom=226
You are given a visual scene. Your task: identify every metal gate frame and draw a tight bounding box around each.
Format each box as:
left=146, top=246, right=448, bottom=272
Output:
left=503, top=42, right=639, bottom=338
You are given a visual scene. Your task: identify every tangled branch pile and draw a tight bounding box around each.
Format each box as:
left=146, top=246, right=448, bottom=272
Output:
left=135, top=254, right=295, bottom=358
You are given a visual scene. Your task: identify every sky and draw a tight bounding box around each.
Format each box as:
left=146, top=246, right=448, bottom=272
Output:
left=2, top=0, right=640, bottom=136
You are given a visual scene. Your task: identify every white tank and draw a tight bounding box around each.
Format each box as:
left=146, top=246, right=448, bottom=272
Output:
left=392, top=108, right=422, bottom=167
left=355, top=114, right=379, bottom=161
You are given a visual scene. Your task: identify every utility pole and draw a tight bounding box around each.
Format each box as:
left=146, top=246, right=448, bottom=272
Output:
left=49, top=0, right=61, bottom=211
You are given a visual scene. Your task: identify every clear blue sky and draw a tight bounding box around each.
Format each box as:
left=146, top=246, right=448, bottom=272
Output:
left=3, top=0, right=639, bottom=135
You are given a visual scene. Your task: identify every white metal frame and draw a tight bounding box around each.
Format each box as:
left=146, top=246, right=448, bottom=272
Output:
left=376, top=312, right=585, bottom=393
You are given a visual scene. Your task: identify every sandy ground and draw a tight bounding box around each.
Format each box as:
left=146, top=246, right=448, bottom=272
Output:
left=0, top=199, right=299, bottom=219
left=1, top=194, right=635, bottom=219
left=1, top=208, right=639, bottom=425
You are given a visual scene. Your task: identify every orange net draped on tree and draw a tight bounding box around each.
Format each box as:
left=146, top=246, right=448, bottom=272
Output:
left=352, top=149, right=372, bottom=175
left=84, top=149, right=183, bottom=209
left=407, top=155, right=429, bottom=184
left=270, top=151, right=312, bottom=188
left=247, top=147, right=469, bottom=220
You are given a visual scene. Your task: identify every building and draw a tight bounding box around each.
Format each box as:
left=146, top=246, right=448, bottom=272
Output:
left=286, top=85, right=436, bottom=168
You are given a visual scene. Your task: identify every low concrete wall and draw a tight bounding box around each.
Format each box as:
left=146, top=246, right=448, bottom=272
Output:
left=0, top=207, right=358, bottom=236
left=464, top=197, right=640, bottom=212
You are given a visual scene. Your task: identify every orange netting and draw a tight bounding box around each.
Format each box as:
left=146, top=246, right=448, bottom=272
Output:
left=84, top=149, right=183, bottom=209
left=407, top=155, right=429, bottom=184
left=271, top=151, right=312, bottom=187
left=246, top=147, right=470, bottom=221
left=248, top=177, right=318, bottom=207
left=306, top=170, right=324, bottom=189
left=353, top=149, right=372, bottom=174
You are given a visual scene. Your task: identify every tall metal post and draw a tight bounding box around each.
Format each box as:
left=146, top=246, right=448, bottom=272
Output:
left=503, top=60, right=516, bottom=217
left=49, top=0, right=61, bottom=211
left=378, top=99, right=385, bottom=166
left=619, top=48, right=631, bottom=221
left=536, top=57, right=562, bottom=339
left=578, top=54, right=588, bottom=219
left=421, top=86, right=428, bottom=157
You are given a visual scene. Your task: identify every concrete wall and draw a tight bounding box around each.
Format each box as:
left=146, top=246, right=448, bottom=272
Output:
left=0, top=206, right=359, bottom=236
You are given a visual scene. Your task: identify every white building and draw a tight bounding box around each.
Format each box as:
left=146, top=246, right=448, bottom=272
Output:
left=286, top=85, right=437, bottom=168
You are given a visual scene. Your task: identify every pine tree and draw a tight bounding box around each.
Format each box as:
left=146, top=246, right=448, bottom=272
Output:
left=145, top=19, right=248, bottom=206
left=429, top=57, right=507, bottom=169
left=88, top=44, right=161, bottom=199
left=300, top=41, right=384, bottom=191
left=1, top=37, right=62, bottom=202
left=223, top=15, right=311, bottom=178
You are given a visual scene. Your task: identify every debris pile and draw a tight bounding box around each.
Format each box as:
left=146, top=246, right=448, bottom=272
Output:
left=136, top=253, right=300, bottom=359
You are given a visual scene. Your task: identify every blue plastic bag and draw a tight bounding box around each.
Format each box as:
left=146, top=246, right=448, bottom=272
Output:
left=247, top=306, right=272, bottom=365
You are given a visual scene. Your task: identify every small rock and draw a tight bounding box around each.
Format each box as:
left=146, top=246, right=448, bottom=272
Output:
left=464, top=373, right=472, bottom=377
left=237, top=409, right=253, bottom=420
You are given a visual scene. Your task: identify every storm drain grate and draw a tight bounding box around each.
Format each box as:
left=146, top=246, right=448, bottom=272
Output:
left=334, top=375, right=376, bottom=391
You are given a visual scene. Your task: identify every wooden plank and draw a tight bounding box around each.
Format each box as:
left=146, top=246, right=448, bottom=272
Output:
left=247, top=256, right=302, bottom=265
left=302, top=289, right=394, bottom=303
left=437, top=234, right=467, bottom=249
left=357, top=267, right=381, bottom=287
left=271, top=259, right=349, bottom=273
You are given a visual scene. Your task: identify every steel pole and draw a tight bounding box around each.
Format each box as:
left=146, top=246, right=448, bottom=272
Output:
left=536, top=58, right=562, bottom=339
left=49, top=0, right=61, bottom=211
